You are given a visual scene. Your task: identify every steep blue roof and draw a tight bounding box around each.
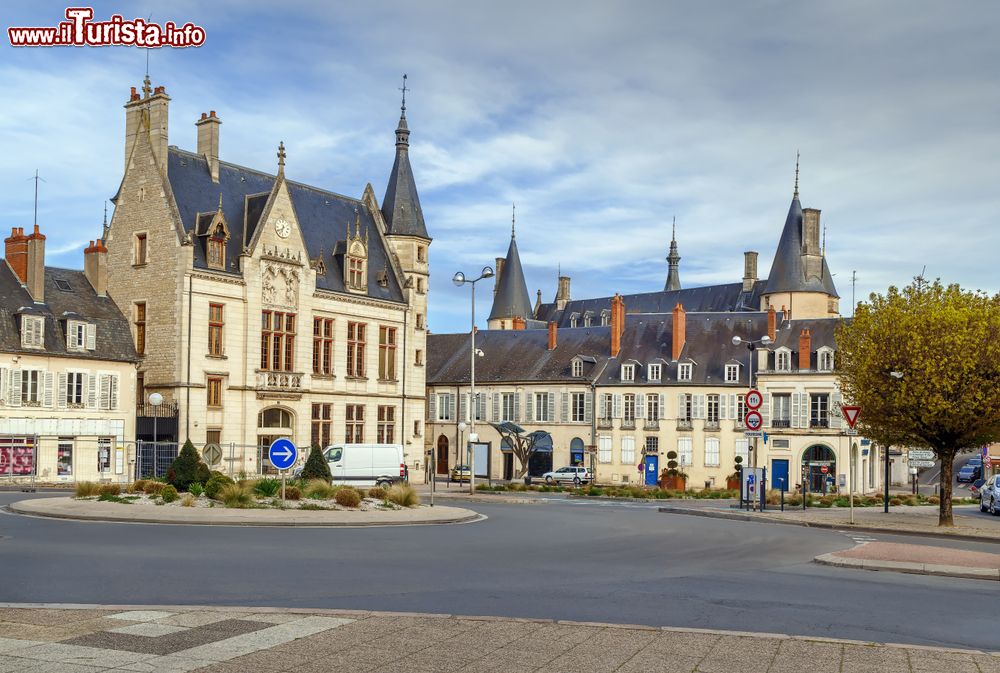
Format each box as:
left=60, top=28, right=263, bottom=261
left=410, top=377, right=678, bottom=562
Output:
left=489, top=234, right=533, bottom=321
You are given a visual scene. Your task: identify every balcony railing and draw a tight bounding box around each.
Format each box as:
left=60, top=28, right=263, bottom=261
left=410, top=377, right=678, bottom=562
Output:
left=704, top=420, right=720, bottom=431
left=621, top=419, right=636, bottom=430
left=810, top=418, right=830, bottom=428
left=676, top=419, right=693, bottom=431
left=597, top=418, right=613, bottom=430
left=257, top=371, right=304, bottom=391
left=771, top=419, right=791, bottom=429
left=136, top=402, right=179, bottom=418
left=644, top=419, right=660, bottom=431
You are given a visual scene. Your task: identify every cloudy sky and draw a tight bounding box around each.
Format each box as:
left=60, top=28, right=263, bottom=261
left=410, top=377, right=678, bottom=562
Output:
left=2, top=1, right=998, bottom=332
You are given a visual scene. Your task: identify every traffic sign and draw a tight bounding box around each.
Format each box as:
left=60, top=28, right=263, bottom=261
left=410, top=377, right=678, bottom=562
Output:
left=820, top=465, right=828, bottom=474
left=745, top=389, right=763, bottom=410
left=638, top=463, right=643, bottom=473
left=268, top=438, right=297, bottom=471
left=909, top=460, right=935, bottom=468
left=743, top=431, right=764, bottom=438
left=202, top=443, right=223, bottom=466
left=907, top=450, right=934, bottom=461
left=841, top=405, right=861, bottom=429
left=744, top=410, right=763, bottom=431
left=983, top=446, right=992, bottom=471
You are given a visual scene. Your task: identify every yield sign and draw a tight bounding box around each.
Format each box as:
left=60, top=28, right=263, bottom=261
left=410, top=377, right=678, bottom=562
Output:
left=841, top=405, right=861, bottom=429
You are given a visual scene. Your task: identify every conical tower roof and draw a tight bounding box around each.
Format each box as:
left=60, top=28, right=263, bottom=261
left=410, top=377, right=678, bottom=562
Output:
left=763, top=194, right=838, bottom=297
left=382, top=76, right=429, bottom=239
left=489, top=231, right=533, bottom=322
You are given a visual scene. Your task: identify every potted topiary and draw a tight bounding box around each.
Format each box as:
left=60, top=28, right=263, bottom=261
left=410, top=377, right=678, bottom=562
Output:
left=727, top=456, right=743, bottom=490
left=658, top=451, right=687, bottom=491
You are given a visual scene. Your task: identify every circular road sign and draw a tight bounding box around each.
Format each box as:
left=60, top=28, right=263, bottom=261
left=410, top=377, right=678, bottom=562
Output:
left=268, top=438, right=298, bottom=471
left=820, top=465, right=829, bottom=474
left=744, top=410, right=763, bottom=431
left=202, top=443, right=223, bottom=467
left=745, top=389, right=763, bottom=410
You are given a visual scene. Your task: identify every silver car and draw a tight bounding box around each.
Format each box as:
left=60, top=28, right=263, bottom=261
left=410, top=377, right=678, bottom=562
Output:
left=542, top=466, right=591, bottom=486
left=979, top=474, right=1000, bottom=515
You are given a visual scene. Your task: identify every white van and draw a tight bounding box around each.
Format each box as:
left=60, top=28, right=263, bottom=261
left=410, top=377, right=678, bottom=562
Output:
left=323, top=444, right=406, bottom=488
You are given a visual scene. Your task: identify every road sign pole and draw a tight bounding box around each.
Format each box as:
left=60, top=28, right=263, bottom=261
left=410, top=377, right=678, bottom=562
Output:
left=884, top=444, right=891, bottom=514
left=281, top=471, right=286, bottom=505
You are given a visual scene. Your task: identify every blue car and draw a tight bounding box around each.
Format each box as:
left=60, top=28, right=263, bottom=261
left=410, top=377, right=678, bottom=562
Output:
left=957, top=463, right=981, bottom=483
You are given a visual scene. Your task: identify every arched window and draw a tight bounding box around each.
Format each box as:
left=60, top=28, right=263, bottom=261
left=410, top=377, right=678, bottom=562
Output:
left=258, top=407, right=293, bottom=428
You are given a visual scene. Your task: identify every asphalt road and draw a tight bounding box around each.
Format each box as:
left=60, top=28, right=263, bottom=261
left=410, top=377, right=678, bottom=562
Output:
left=1, top=492, right=998, bottom=650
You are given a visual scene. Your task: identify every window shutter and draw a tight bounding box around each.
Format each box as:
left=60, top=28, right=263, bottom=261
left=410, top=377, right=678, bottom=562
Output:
left=58, top=372, right=68, bottom=409
left=694, top=394, right=706, bottom=420
left=100, top=374, right=111, bottom=410
left=677, top=393, right=686, bottom=419
left=597, top=394, right=606, bottom=419
left=719, top=396, right=727, bottom=420
left=584, top=393, right=593, bottom=423
left=43, top=371, right=53, bottom=407
left=514, top=392, right=521, bottom=422
left=87, top=373, right=97, bottom=409
left=86, top=323, right=97, bottom=350
left=428, top=392, right=436, bottom=420
left=449, top=394, right=456, bottom=422
left=613, top=394, right=622, bottom=419
left=800, top=393, right=810, bottom=428
left=561, top=391, right=569, bottom=422
left=547, top=392, right=555, bottom=422
left=636, top=393, right=645, bottom=419
left=658, top=394, right=665, bottom=420
left=0, top=367, right=7, bottom=405
left=527, top=393, right=535, bottom=422
left=728, top=394, right=736, bottom=420
left=10, top=370, right=22, bottom=407
left=791, top=393, right=801, bottom=428
left=762, top=393, right=771, bottom=427
left=493, top=393, right=500, bottom=421
left=110, top=374, right=120, bottom=411
left=459, top=393, right=468, bottom=423
left=830, top=392, right=842, bottom=429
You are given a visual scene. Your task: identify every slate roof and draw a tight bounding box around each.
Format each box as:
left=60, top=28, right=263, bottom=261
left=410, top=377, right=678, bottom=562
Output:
left=763, top=195, right=839, bottom=297
left=381, top=113, right=429, bottom=239
left=165, top=148, right=406, bottom=304
left=488, top=234, right=533, bottom=321
left=0, top=264, right=139, bottom=363
left=428, top=312, right=842, bottom=387
left=535, top=281, right=767, bottom=328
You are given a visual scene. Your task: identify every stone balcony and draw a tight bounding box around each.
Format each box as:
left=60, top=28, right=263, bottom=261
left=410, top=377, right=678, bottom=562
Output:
left=256, top=371, right=304, bottom=399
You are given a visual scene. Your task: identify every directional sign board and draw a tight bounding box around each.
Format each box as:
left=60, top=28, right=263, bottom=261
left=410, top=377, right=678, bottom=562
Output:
left=268, top=438, right=297, bottom=471
left=744, top=410, right=763, bottom=432
left=908, top=450, right=935, bottom=461
left=909, top=459, right=935, bottom=468
left=745, top=389, right=763, bottom=410
left=202, top=443, right=223, bottom=467
left=841, top=405, right=861, bottom=429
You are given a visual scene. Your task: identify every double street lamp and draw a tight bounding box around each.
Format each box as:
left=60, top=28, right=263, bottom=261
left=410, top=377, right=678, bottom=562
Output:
left=453, top=266, right=494, bottom=494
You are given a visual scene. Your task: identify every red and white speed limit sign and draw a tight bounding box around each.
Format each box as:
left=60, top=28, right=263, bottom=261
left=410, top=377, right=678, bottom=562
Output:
left=744, top=410, right=763, bottom=431
left=745, top=389, right=763, bottom=409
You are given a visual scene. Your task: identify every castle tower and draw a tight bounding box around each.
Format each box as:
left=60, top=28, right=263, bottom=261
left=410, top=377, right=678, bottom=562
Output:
left=487, top=207, right=532, bottom=330
left=664, top=217, right=681, bottom=291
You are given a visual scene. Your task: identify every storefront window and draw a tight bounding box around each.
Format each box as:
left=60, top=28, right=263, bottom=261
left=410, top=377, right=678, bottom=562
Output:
left=98, top=438, right=112, bottom=473
left=57, top=438, right=73, bottom=476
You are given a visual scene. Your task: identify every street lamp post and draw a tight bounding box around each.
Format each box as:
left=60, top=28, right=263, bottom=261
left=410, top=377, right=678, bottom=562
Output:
left=732, top=332, right=772, bottom=471
left=147, top=392, right=163, bottom=480
left=456, top=421, right=467, bottom=490
left=453, top=266, right=494, bottom=495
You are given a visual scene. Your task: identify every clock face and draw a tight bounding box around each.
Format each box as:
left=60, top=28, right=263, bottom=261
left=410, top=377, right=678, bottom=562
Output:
left=274, top=218, right=291, bottom=238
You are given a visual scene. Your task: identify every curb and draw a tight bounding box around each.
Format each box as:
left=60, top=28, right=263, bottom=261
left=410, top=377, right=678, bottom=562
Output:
left=0, top=601, right=994, bottom=656
left=6, top=499, right=481, bottom=528
left=657, top=505, right=1000, bottom=544
left=814, top=553, right=1000, bottom=581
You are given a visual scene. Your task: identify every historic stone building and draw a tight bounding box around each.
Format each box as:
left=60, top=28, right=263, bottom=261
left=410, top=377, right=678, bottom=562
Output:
left=104, top=77, right=431, bottom=478
left=1, top=226, right=138, bottom=483
left=428, top=172, right=877, bottom=494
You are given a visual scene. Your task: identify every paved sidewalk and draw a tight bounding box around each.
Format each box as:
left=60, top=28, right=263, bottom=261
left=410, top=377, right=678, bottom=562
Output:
left=9, top=497, right=479, bottom=527
left=816, top=541, right=1000, bottom=581
left=0, top=605, right=997, bottom=673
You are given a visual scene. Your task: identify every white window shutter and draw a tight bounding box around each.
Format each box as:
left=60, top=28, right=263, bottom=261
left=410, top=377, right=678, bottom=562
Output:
left=762, top=393, right=771, bottom=427
left=830, top=393, right=842, bottom=429
left=58, top=372, right=68, bottom=409
left=100, top=374, right=111, bottom=410
left=427, top=392, right=436, bottom=420
left=0, top=367, right=7, bottom=405
left=547, top=392, right=555, bottom=422
left=677, top=393, right=686, bottom=419
left=613, top=394, right=622, bottom=419
left=527, top=393, right=535, bottom=422
left=800, top=393, right=810, bottom=428
left=110, top=374, right=120, bottom=411
left=719, top=396, right=727, bottom=420
left=694, top=394, right=706, bottom=420
left=86, top=323, right=97, bottom=350
left=513, top=392, right=521, bottom=422
left=636, top=393, right=645, bottom=419
left=87, top=374, right=97, bottom=409
left=10, top=370, right=22, bottom=407
left=449, top=394, right=456, bottom=422
left=561, top=392, right=569, bottom=422
left=43, top=371, right=53, bottom=407
left=791, top=393, right=801, bottom=428
left=658, top=394, right=665, bottom=420
left=584, top=393, right=593, bottom=423
left=729, top=394, right=736, bottom=420
left=459, top=393, right=468, bottom=423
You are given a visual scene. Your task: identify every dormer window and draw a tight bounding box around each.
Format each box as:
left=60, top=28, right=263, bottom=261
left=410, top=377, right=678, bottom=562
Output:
left=648, top=363, right=661, bottom=381
left=775, top=348, right=792, bottom=372
left=20, top=315, right=44, bottom=349
left=678, top=362, right=693, bottom=382
left=67, top=320, right=96, bottom=352
left=725, top=363, right=740, bottom=383
left=583, top=311, right=594, bottom=327
left=621, top=364, right=635, bottom=381
left=208, top=225, right=226, bottom=269
left=818, top=348, right=835, bottom=372
left=572, top=359, right=583, bottom=377
left=600, top=310, right=610, bottom=326
left=569, top=312, right=580, bottom=328
left=344, top=212, right=369, bottom=292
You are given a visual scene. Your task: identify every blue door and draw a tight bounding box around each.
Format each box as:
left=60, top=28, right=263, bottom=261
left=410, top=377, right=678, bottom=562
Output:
left=645, top=455, right=659, bottom=486
left=772, top=459, right=789, bottom=492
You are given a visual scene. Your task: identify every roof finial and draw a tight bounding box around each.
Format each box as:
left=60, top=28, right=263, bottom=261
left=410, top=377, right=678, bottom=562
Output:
left=671, top=215, right=676, bottom=241
left=511, top=202, right=516, bottom=239
left=277, top=141, right=286, bottom=173
left=822, top=222, right=827, bottom=257
left=103, top=200, right=108, bottom=227
left=793, top=150, right=800, bottom=199
left=217, top=193, right=224, bottom=211
left=399, top=73, right=408, bottom=117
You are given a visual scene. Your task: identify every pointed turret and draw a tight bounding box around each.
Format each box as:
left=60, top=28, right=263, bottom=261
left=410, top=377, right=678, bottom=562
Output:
left=664, top=216, right=681, bottom=291
left=488, top=207, right=533, bottom=328
left=381, top=74, right=429, bottom=240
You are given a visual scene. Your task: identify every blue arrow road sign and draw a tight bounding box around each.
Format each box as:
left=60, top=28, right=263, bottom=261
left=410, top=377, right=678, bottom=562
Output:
left=268, top=438, right=297, bottom=471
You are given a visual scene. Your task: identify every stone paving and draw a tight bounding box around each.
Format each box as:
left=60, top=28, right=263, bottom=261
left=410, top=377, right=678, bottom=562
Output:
left=0, top=606, right=997, bottom=673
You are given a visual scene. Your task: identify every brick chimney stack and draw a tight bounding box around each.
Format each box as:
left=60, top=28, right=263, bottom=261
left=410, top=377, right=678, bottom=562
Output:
left=743, top=251, right=758, bottom=292
left=493, top=257, right=505, bottom=297
left=25, top=224, right=46, bottom=303
left=610, top=294, right=626, bottom=357
left=799, top=328, right=811, bottom=370
left=124, top=79, right=170, bottom=173
left=767, top=305, right=776, bottom=342
left=84, top=239, right=109, bottom=297
left=547, top=321, right=557, bottom=350
left=4, top=227, right=28, bottom=284
left=196, top=110, right=221, bottom=183
left=671, top=303, right=686, bottom=361
left=512, top=316, right=526, bottom=330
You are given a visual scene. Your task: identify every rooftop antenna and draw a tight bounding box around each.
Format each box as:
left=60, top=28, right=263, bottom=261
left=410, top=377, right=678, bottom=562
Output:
left=28, top=170, right=46, bottom=226
left=851, top=270, right=857, bottom=317
left=398, top=73, right=408, bottom=117
left=511, top=202, right=516, bottom=239
left=793, top=150, right=800, bottom=199
left=672, top=215, right=676, bottom=240
left=142, top=13, right=152, bottom=95
left=822, top=222, right=827, bottom=256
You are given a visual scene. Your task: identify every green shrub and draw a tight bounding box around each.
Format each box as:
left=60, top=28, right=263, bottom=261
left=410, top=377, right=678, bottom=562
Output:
left=335, top=488, right=362, bottom=508
left=166, top=439, right=212, bottom=492
left=97, top=493, right=135, bottom=504
left=368, top=487, right=387, bottom=500
left=181, top=493, right=196, bottom=507
left=386, top=484, right=420, bottom=507
left=205, top=473, right=235, bottom=500
left=189, top=482, right=204, bottom=497
left=75, top=481, right=100, bottom=497
left=219, top=483, right=254, bottom=508
left=889, top=497, right=903, bottom=506
left=98, top=483, right=121, bottom=497
left=475, top=483, right=491, bottom=491
left=586, top=487, right=604, bottom=497
left=300, top=444, right=332, bottom=481
left=786, top=495, right=803, bottom=506
left=143, top=481, right=165, bottom=495
left=254, top=478, right=282, bottom=498
left=299, top=502, right=328, bottom=511
left=903, top=496, right=918, bottom=506
left=818, top=495, right=835, bottom=508
left=161, top=485, right=179, bottom=503
left=305, top=479, right=338, bottom=500
left=833, top=497, right=850, bottom=507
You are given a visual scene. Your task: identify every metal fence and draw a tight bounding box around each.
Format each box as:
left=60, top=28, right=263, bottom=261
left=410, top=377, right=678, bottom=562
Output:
left=134, top=441, right=179, bottom=480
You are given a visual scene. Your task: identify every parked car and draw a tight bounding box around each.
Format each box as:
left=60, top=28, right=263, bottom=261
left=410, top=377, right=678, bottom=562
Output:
left=322, top=444, right=406, bottom=488
left=957, top=462, right=981, bottom=483
left=969, top=478, right=987, bottom=498
left=541, top=466, right=591, bottom=486
left=449, top=465, right=471, bottom=483
left=980, top=475, right=1000, bottom=515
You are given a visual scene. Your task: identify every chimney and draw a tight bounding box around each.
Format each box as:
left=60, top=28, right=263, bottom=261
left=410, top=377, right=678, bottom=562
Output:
left=743, top=251, right=758, bottom=292
left=4, top=227, right=28, bottom=284
left=802, top=208, right=821, bottom=256
left=556, top=275, right=571, bottom=310
left=767, top=305, right=776, bottom=342
left=799, top=328, right=811, bottom=370
left=196, top=110, right=222, bottom=183
left=671, top=303, right=686, bottom=361
left=494, top=256, right=505, bottom=297
left=547, top=321, right=557, bottom=350
left=610, top=295, right=621, bottom=357
left=512, top=316, right=526, bottom=330
left=83, top=239, right=109, bottom=297
left=25, top=225, right=46, bottom=302
left=124, top=80, right=170, bottom=173
left=782, top=303, right=791, bottom=322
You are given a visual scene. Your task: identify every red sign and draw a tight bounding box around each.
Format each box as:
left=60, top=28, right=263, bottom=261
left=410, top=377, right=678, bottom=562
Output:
left=744, top=410, right=763, bottom=431
left=745, top=389, right=763, bottom=410
left=841, top=405, right=861, bottom=429
left=820, top=465, right=829, bottom=474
